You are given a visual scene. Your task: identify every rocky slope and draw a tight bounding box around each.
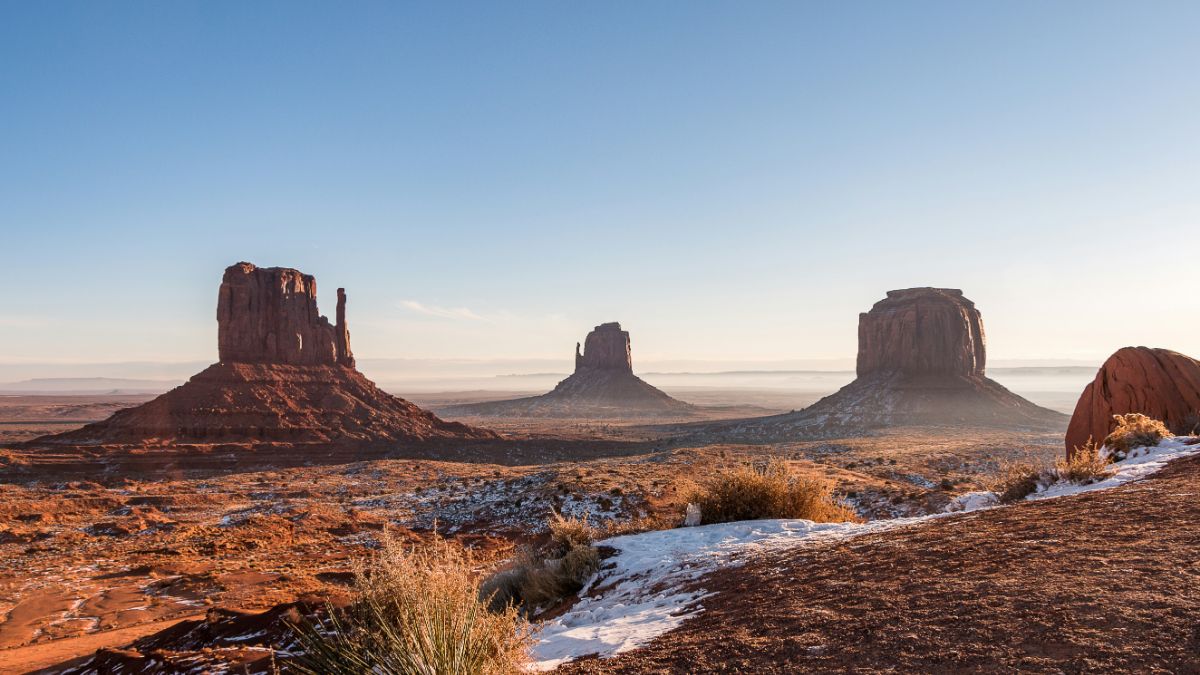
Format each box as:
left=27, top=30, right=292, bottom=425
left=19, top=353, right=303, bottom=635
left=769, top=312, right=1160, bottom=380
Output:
left=443, top=323, right=693, bottom=418
left=1066, top=346, right=1200, bottom=456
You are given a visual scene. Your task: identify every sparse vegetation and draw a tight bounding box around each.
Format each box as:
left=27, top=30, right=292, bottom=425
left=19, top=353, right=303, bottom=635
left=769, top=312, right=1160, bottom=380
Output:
left=480, top=512, right=601, bottom=615
left=688, top=459, right=860, bottom=524
left=991, top=461, right=1050, bottom=504
left=289, top=531, right=532, bottom=675
left=1102, top=413, right=1172, bottom=459
left=1055, top=441, right=1115, bottom=484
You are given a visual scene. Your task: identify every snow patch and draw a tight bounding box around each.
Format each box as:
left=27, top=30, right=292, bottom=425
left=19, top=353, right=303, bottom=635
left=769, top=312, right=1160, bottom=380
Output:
left=534, top=437, right=1200, bottom=670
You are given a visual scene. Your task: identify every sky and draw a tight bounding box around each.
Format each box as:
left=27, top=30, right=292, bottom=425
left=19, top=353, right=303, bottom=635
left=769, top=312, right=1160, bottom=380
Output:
left=2, top=1, right=1198, bottom=374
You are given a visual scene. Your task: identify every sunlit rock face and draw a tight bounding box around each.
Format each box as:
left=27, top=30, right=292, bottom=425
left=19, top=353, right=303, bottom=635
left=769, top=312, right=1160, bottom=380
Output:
left=32, top=262, right=494, bottom=448
left=217, top=262, right=354, bottom=367
left=1066, top=346, right=1200, bottom=457
left=857, top=288, right=985, bottom=378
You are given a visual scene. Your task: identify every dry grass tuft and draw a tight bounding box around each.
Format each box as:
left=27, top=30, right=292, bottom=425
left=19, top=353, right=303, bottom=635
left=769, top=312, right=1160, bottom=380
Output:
left=688, top=459, right=860, bottom=524
left=480, top=511, right=601, bottom=616
left=1103, top=413, right=1171, bottom=459
left=290, top=531, right=532, bottom=675
left=991, top=461, right=1050, bottom=504
left=1055, top=441, right=1116, bottom=484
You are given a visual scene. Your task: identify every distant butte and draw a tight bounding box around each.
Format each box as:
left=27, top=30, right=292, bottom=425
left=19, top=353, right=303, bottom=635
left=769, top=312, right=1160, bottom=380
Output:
left=444, top=322, right=693, bottom=418
left=29, top=262, right=495, bottom=449
left=697, top=287, right=1065, bottom=440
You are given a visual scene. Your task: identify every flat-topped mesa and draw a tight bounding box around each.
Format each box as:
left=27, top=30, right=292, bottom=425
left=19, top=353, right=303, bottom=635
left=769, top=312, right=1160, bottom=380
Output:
left=217, top=262, right=354, bottom=366
left=857, top=287, right=986, bottom=379
left=574, top=322, right=633, bottom=374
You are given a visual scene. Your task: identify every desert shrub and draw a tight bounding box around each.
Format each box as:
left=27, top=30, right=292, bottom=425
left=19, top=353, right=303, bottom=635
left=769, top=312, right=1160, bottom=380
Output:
left=991, top=461, right=1051, bottom=504
left=1103, top=413, right=1172, bottom=459
left=289, top=531, right=531, bottom=675
left=1055, top=441, right=1115, bottom=484
left=688, top=459, right=860, bottom=524
left=479, top=512, right=601, bottom=616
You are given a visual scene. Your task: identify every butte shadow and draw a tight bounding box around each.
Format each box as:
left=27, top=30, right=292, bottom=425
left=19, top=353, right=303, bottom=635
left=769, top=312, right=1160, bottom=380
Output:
left=441, top=322, right=695, bottom=419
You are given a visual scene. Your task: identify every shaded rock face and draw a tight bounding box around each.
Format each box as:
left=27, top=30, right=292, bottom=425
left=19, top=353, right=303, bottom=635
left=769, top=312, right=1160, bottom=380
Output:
left=1066, top=347, right=1200, bottom=457
left=857, top=288, right=985, bottom=378
left=575, top=322, right=633, bottom=373
left=217, top=262, right=354, bottom=367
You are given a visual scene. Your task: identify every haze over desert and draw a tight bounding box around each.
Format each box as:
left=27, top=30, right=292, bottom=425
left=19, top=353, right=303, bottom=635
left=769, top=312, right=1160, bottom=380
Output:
left=2, top=2, right=1199, bottom=674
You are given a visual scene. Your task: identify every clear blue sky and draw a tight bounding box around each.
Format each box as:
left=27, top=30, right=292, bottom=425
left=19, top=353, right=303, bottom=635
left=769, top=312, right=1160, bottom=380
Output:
left=2, top=1, right=1198, bottom=369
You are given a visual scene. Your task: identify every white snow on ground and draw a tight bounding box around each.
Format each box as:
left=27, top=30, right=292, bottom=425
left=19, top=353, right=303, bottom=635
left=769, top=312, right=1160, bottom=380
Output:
left=532, top=437, right=1200, bottom=670
left=1031, top=436, right=1199, bottom=500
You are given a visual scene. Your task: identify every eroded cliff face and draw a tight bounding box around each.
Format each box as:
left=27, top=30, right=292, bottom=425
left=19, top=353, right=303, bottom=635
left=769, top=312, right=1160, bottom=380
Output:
left=575, top=322, right=633, bottom=373
left=856, top=288, right=986, bottom=378
left=216, top=262, right=353, bottom=366
left=1066, top=346, right=1200, bottom=456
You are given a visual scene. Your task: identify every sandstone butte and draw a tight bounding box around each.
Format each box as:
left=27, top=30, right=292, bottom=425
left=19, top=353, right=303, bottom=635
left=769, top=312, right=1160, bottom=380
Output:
left=32, top=262, right=495, bottom=448
left=447, top=322, right=692, bottom=417
left=704, top=288, right=1065, bottom=438
left=1065, top=346, right=1200, bottom=458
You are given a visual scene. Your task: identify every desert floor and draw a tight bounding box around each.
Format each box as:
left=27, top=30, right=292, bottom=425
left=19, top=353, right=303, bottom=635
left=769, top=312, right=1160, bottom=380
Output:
left=0, top=390, right=1065, bottom=673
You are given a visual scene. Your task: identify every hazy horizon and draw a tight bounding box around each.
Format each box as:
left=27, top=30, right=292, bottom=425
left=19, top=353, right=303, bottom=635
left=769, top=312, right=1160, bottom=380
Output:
left=3, top=2, right=1199, bottom=367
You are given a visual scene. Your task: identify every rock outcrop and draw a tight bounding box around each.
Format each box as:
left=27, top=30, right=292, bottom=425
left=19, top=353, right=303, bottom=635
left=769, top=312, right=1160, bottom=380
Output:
left=33, top=263, right=492, bottom=448
left=1065, top=347, right=1200, bottom=457
left=857, top=288, right=985, bottom=378
left=692, top=288, right=1065, bottom=441
left=217, top=262, right=354, bottom=367
left=443, top=322, right=692, bottom=418
left=575, top=322, right=633, bottom=373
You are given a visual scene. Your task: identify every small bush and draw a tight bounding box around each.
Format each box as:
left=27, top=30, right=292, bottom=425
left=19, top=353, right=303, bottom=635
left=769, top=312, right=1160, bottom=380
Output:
left=1055, top=441, right=1115, bottom=484
left=1103, top=413, right=1171, bottom=459
left=546, top=511, right=596, bottom=556
left=480, top=512, right=601, bottom=616
left=991, top=461, right=1050, bottom=504
left=688, top=459, right=860, bottom=524
left=290, top=531, right=532, bottom=675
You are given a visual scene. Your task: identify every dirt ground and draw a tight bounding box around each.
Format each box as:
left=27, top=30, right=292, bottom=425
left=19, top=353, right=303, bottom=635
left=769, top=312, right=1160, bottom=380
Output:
left=0, top=391, right=1065, bottom=673
left=563, top=451, right=1200, bottom=673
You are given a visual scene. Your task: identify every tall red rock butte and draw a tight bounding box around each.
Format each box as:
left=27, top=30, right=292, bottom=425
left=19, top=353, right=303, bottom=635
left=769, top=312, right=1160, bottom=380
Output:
left=33, top=262, right=494, bottom=449
left=217, top=262, right=355, bottom=367
left=701, top=288, right=1064, bottom=440
left=444, top=322, right=692, bottom=418
left=1065, top=346, right=1200, bottom=458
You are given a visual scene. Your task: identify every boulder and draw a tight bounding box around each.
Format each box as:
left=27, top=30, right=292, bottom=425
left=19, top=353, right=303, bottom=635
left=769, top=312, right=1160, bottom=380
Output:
left=1065, top=347, right=1200, bottom=457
